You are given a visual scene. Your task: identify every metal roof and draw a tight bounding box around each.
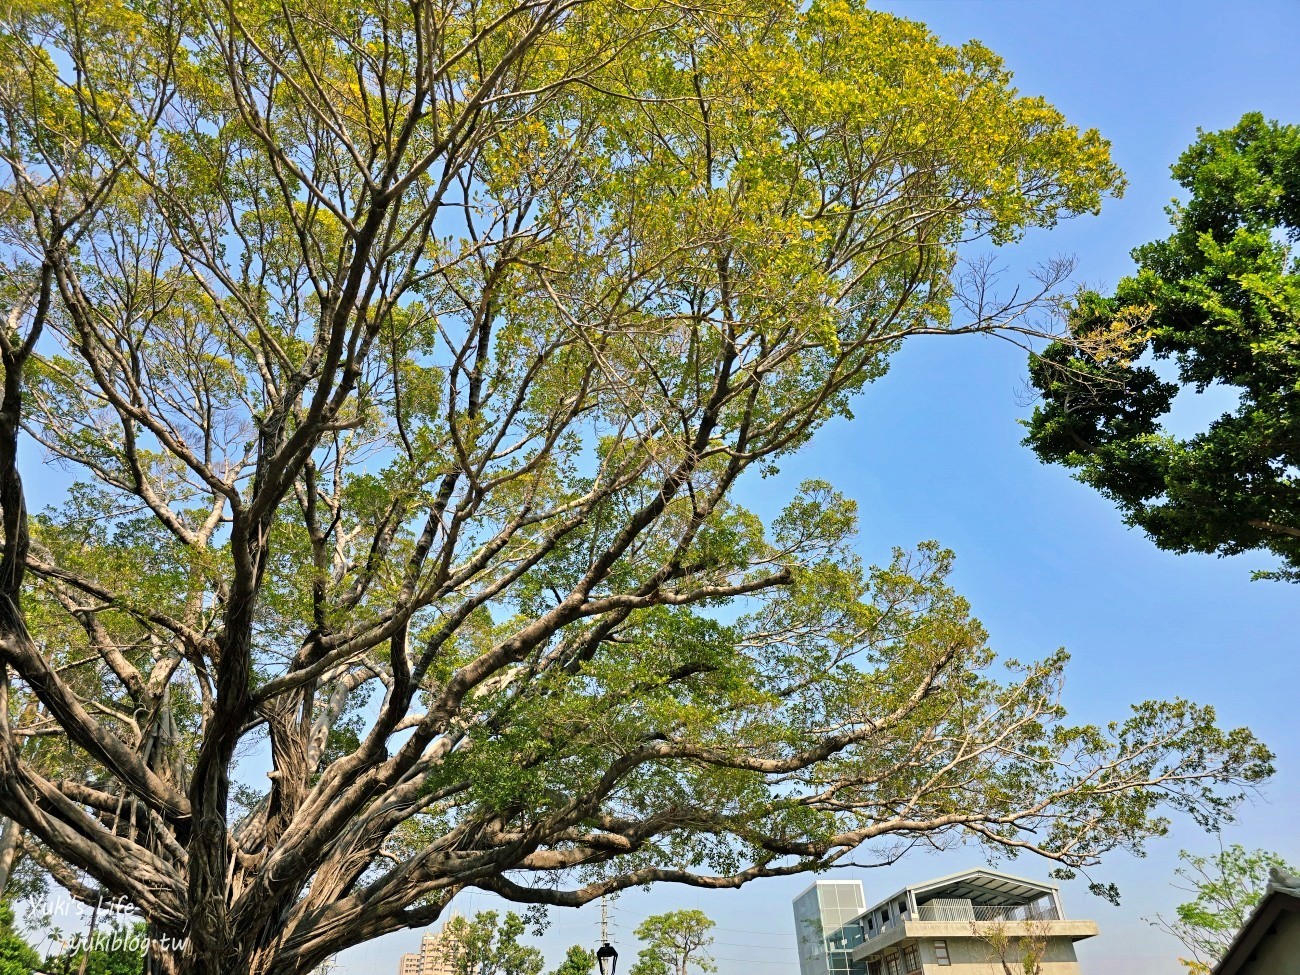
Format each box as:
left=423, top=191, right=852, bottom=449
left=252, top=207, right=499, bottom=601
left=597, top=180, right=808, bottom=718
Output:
left=909, top=869, right=1056, bottom=906
left=1212, top=888, right=1300, bottom=975
left=861, top=867, right=1059, bottom=916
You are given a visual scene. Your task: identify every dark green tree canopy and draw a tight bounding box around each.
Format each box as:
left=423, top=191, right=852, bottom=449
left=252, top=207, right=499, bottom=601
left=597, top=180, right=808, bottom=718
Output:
left=1026, top=113, right=1300, bottom=578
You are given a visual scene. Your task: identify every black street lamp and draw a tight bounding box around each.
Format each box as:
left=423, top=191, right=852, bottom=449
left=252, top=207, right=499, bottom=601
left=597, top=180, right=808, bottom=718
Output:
left=596, top=941, right=618, bottom=975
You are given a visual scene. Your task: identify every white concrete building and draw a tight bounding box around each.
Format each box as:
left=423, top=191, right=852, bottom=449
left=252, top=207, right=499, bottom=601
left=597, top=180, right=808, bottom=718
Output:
left=849, top=869, right=1098, bottom=975
left=792, top=868, right=1099, bottom=975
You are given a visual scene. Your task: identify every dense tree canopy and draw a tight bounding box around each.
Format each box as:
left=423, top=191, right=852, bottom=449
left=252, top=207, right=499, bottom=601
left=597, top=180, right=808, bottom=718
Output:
left=0, top=1, right=1272, bottom=974
left=1026, top=114, right=1300, bottom=578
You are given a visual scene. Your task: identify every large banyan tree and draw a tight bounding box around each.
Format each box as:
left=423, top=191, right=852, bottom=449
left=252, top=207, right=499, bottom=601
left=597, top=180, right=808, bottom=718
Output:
left=0, top=0, right=1271, bottom=972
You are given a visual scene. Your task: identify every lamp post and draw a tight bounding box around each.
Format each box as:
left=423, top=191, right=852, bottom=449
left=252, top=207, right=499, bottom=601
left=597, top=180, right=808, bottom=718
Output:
left=596, top=942, right=618, bottom=975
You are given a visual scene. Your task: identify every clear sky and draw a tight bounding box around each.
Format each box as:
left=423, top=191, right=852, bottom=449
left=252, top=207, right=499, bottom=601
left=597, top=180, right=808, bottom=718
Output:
left=334, top=4, right=1300, bottom=975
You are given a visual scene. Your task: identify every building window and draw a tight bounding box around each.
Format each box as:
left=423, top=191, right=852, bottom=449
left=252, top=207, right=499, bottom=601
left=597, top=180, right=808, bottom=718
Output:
left=897, top=900, right=907, bottom=917
left=868, top=961, right=882, bottom=975
left=883, top=951, right=901, bottom=975
left=933, top=940, right=950, bottom=966
left=901, top=944, right=919, bottom=972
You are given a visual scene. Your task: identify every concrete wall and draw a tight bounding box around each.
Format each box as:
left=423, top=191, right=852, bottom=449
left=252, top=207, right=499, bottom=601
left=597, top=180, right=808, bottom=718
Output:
left=872, top=936, right=1083, bottom=974
left=943, top=935, right=1081, bottom=972
left=856, top=919, right=1098, bottom=961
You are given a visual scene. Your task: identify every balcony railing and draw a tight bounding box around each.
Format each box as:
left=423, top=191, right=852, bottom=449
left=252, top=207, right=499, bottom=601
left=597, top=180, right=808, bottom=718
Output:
left=859, top=896, right=1062, bottom=947
left=916, top=899, right=1060, bottom=923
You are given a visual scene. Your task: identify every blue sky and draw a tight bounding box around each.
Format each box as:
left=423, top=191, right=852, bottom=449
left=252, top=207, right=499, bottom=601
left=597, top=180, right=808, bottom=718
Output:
left=337, top=4, right=1300, bottom=975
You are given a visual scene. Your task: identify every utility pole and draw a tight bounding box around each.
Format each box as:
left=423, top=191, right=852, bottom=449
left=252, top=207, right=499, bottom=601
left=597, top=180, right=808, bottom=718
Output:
left=596, top=897, right=618, bottom=975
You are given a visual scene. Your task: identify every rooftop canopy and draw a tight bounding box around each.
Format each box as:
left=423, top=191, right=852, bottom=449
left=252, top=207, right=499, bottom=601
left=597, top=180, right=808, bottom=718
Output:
left=907, top=869, right=1057, bottom=907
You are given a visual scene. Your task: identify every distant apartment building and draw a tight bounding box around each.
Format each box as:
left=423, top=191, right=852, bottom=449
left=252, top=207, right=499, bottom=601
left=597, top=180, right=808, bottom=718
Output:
left=397, top=917, right=462, bottom=975
left=793, top=869, right=1098, bottom=975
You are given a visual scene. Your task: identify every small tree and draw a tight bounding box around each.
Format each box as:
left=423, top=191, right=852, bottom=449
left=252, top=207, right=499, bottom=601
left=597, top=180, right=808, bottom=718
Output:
left=629, top=912, right=714, bottom=975
left=547, top=945, right=595, bottom=975
left=445, top=912, right=545, bottom=975
left=970, top=917, right=1051, bottom=975
left=1147, top=845, right=1298, bottom=974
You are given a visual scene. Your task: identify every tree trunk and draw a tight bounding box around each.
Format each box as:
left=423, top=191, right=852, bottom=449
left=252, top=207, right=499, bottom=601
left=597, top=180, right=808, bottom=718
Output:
left=0, top=816, right=19, bottom=895
left=145, top=929, right=182, bottom=975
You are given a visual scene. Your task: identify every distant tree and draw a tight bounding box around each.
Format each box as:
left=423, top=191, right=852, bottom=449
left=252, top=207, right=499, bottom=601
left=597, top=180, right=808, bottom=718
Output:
left=445, top=912, right=544, bottom=975
left=546, top=945, right=594, bottom=975
left=0, top=901, right=39, bottom=975
left=1147, top=845, right=1298, bottom=974
left=629, top=911, right=714, bottom=975
left=1025, top=113, right=1300, bottom=579
left=42, top=918, right=146, bottom=975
